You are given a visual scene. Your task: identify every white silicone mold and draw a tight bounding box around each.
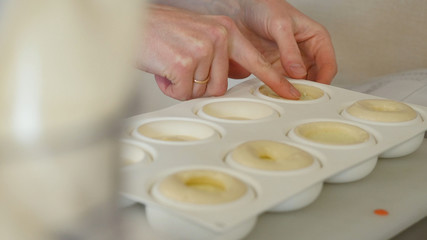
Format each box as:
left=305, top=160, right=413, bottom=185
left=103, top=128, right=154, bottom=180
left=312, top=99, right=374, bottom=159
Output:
left=119, top=140, right=154, bottom=208
left=150, top=167, right=257, bottom=210
left=120, top=78, right=427, bottom=240
left=225, top=140, right=323, bottom=211
left=146, top=205, right=257, bottom=240
left=120, top=139, right=153, bottom=167
left=132, top=117, right=223, bottom=144
left=287, top=119, right=378, bottom=183
left=195, top=98, right=282, bottom=123
left=342, top=102, right=424, bottom=158
left=147, top=167, right=257, bottom=240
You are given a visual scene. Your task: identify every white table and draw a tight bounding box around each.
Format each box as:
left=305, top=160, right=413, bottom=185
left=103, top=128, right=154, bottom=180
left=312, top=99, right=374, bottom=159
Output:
left=121, top=138, right=427, bottom=240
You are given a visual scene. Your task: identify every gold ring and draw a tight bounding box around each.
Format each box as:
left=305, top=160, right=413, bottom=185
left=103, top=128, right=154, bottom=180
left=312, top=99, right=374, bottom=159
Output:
left=193, top=76, right=210, bottom=84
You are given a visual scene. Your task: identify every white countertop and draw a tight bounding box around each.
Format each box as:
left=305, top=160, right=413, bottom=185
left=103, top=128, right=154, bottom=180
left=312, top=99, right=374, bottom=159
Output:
left=120, top=138, right=427, bottom=240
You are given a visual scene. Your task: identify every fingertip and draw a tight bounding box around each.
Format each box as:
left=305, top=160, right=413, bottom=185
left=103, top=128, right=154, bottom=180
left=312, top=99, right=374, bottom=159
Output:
left=287, top=63, right=307, bottom=79
left=154, top=75, right=171, bottom=92
left=154, top=75, right=192, bottom=101
left=266, top=78, right=301, bottom=100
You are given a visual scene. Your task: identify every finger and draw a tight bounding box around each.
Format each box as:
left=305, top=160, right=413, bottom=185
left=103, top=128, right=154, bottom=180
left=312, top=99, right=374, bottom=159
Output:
left=271, top=58, right=288, bottom=77
left=271, top=24, right=308, bottom=79
left=229, top=29, right=300, bottom=99
left=308, top=41, right=337, bottom=84
left=158, top=57, right=195, bottom=100
left=203, top=24, right=229, bottom=97
left=144, top=48, right=195, bottom=100
left=154, top=75, right=172, bottom=93
left=167, top=74, right=194, bottom=100
left=192, top=41, right=214, bottom=98
left=192, top=76, right=209, bottom=97
left=155, top=75, right=192, bottom=100
left=228, top=60, right=251, bottom=79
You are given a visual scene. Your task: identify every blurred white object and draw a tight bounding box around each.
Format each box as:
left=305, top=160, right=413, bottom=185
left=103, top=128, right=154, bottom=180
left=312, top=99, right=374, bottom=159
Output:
left=348, top=69, right=427, bottom=107
left=0, top=1, right=144, bottom=240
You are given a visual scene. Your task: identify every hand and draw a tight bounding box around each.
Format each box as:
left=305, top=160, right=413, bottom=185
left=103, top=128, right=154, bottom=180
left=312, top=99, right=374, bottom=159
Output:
left=232, top=0, right=337, bottom=83
left=136, top=4, right=300, bottom=100
left=151, top=0, right=337, bottom=84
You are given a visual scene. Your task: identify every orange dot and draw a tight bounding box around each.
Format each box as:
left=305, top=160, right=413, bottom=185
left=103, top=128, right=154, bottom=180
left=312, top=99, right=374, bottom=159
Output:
left=374, top=209, right=389, bottom=216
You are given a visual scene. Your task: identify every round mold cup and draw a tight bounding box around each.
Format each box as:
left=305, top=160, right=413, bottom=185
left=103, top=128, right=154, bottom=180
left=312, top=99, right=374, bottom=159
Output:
left=118, top=196, right=137, bottom=208
left=132, top=118, right=222, bottom=144
left=225, top=140, right=323, bottom=212
left=146, top=206, right=256, bottom=240
left=288, top=120, right=378, bottom=183
left=342, top=99, right=424, bottom=158
left=148, top=167, right=257, bottom=240
left=118, top=140, right=153, bottom=208
left=254, top=81, right=329, bottom=103
left=195, top=98, right=282, bottom=123
left=269, top=182, right=323, bottom=212
left=119, top=140, right=153, bottom=168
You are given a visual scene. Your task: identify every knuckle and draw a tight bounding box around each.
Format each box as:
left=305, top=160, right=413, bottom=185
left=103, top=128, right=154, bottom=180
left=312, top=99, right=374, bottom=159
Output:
left=192, top=40, right=213, bottom=60
left=211, top=25, right=228, bottom=43
left=214, top=15, right=234, bottom=29
left=312, top=24, right=331, bottom=40
left=271, top=17, right=293, bottom=33
left=209, top=16, right=234, bottom=41
left=171, top=54, right=195, bottom=72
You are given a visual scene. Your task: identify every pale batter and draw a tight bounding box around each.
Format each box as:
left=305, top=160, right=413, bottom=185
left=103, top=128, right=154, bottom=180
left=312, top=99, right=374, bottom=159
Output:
left=157, top=169, right=248, bottom=204
left=293, top=122, right=371, bottom=145
left=201, top=101, right=277, bottom=120
left=136, top=120, right=216, bottom=142
left=231, top=140, right=314, bottom=171
left=345, top=99, right=418, bottom=122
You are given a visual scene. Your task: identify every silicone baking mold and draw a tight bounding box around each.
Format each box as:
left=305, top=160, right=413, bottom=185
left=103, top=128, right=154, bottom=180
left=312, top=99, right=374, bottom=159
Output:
left=119, top=78, right=427, bottom=240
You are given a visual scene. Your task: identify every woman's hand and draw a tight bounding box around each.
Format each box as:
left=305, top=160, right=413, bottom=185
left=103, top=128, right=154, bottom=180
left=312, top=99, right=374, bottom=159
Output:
left=151, top=0, right=337, bottom=84
left=234, top=0, right=337, bottom=84
left=137, top=4, right=300, bottom=100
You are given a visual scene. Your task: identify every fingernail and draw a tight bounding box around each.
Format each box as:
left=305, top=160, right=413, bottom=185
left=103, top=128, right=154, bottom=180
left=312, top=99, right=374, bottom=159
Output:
left=289, top=64, right=307, bottom=76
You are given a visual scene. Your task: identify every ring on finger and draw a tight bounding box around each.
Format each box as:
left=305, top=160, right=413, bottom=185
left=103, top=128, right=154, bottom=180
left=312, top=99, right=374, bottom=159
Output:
left=193, top=76, right=210, bottom=84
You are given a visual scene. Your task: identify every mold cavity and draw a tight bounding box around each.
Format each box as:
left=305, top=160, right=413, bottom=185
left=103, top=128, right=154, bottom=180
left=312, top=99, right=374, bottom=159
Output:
left=198, top=100, right=279, bottom=122
left=155, top=169, right=248, bottom=204
left=228, top=140, right=316, bottom=171
left=344, top=99, right=418, bottom=123
left=135, top=119, right=219, bottom=143
left=293, top=121, right=371, bottom=145
left=120, top=143, right=150, bottom=166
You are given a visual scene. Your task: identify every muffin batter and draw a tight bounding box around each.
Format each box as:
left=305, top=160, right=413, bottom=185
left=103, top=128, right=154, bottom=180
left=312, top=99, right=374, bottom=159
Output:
left=346, top=99, right=417, bottom=122
left=293, top=121, right=371, bottom=145
left=200, top=101, right=277, bottom=120
left=157, top=169, right=248, bottom=204
left=231, top=140, right=314, bottom=171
